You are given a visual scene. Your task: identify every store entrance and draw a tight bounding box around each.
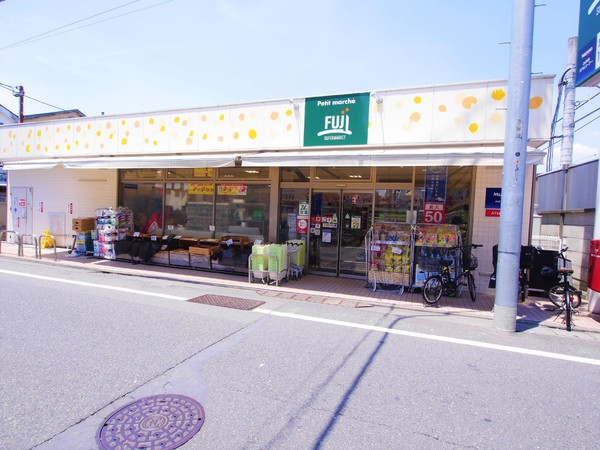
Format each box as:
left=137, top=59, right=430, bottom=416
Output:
left=309, top=190, right=373, bottom=278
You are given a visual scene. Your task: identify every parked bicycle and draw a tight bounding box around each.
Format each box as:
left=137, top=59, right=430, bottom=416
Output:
left=543, top=246, right=581, bottom=331
left=422, top=244, right=482, bottom=305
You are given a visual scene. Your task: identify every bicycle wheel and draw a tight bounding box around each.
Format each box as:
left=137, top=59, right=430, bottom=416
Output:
left=565, top=290, right=573, bottom=332
left=422, top=276, right=443, bottom=305
left=548, top=285, right=564, bottom=308
left=467, top=272, right=476, bottom=302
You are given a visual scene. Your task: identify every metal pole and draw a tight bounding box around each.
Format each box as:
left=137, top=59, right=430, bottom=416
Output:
left=17, top=85, right=24, bottom=123
left=494, top=0, right=535, bottom=332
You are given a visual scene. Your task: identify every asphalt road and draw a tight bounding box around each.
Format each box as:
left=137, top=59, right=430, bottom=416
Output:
left=1, top=258, right=600, bottom=450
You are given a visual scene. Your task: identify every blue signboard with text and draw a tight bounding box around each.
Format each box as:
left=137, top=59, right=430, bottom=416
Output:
left=576, top=0, right=600, bottom=87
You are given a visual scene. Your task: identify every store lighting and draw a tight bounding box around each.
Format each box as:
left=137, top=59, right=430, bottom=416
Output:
left=244, top=170, right=260, bottom=174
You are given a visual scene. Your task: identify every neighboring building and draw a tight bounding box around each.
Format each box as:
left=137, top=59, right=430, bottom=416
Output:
left=535, top=158, right=598, bottom=291
left=0, top=77, right=554, bottom=294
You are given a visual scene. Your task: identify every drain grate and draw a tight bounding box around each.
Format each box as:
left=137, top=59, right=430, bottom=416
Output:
left=188, top=294, right=265, bottom=310
left=96, top=394, right=205, bottom=450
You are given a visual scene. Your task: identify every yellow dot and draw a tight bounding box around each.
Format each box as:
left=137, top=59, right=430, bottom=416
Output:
left=248, top=129, right=257, bottom=139
left=219, top=114, right=225, bottom=121
left=286, top=109, right=293, bottom=116
left=96, top=130, right=102, bottom=137
left=160, top=125, right=166, bottom=132
left=233, top=132, right=239, bottom=140
left=174, top=116, right=180, bottom=123
left=87, top=124, right=92, bottom=129
left=491, top=89, right=506, bottom=101
left=45, top=146, right=49, bottom=152
left=75, top=140, right=79, bottom=146
left=153, top=140, right=158, bottom=146
left=189, top=130, right=195, bottom=137
left=121, top=138, right=128, bottom=145
left=414, top=96, right=422, bottom=104
left=202, top=133, right=208, bottom=140
left=271, top=112, right=279, bottom=120
left=110, top=133, right=114, bottom=139
left=149, top=118, right=155, bottom=125
left=121, top=120, right=126, bottom=125
left=438, top=105, right=447, bottom=112
left=55, top=145, right=59, bottom=150
left=469, top=123, right=479, bottom=133
left=67, top=125, right=71, bottom=130
left=66, top=144, right=71, bottom=150
left=530, top=96, right=543, bottom=109
left=26, top=145, right=31, bottom=152
left=37, top=130, right=42, bottom=137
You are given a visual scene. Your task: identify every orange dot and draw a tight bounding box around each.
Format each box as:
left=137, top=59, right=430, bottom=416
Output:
left=218, top=135, right=224, bottom=142
left=239, top=113, right=245, bottom=121
left=530, top=96, right=543, bottom=109
left=462, top=96, right=478, bottom=109
left=491, top=89, right=506, bottom=101
left=186, top=137, right=193, bottom=145
left=134, top=121, right=141, bottom=128
left=286, top=124, right=292, bottom=131
left=271, top=112, right=279, bottom=120
left=201, top=115, right=207, bottom=122
left=106, top=122, right=112, bottom=129
left=438, top=105, right=447, bottom=112
left=409, top=112, right=421, bottom=122
left=233, top=132, right=239, bottom=140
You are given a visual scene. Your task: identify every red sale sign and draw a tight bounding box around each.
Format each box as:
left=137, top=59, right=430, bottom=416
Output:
left=423, top=203, right=445, bottom=224
left=296, top=217, right=308, bottom=233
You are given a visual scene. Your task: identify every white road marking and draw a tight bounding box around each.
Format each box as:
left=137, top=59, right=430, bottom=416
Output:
left=254, top=308, right=600, bottom=366
left=0, top=268, right=188, bottom=301
left=3, top=268, right=599, bottom=366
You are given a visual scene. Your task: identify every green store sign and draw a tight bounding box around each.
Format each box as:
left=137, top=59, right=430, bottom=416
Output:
left=303, top=92, right=370, bottom=147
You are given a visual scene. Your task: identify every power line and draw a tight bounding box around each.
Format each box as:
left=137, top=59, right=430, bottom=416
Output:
left=0, top=1, right=142, bottom=51
left=0, top=0, right=175, bottom=51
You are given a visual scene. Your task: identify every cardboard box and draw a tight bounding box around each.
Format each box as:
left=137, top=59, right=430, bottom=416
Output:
left=72, top=217, right=96, bottom=231
left=188, top=245, right=218, bottom=256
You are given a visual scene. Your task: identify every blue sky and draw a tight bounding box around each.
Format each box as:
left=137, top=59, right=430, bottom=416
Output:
left=0, top=0, right=598, bottom=167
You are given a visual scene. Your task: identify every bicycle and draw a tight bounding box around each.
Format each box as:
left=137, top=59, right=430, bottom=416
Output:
left=422, top=244, right=482, bottom=305
left=544, top=247, right=582, bottom=331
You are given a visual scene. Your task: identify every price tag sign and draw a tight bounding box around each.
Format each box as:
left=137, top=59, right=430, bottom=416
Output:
left=423, top=203, right=445, bottom=224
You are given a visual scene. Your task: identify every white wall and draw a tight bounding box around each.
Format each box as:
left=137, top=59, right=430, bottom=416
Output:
left=7, top=167, right=118, bottom=247
left=471, top=165, right=535, bottom=295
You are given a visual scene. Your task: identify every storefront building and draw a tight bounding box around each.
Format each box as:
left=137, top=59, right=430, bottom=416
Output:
left=0, top=77, right=553, bottom=292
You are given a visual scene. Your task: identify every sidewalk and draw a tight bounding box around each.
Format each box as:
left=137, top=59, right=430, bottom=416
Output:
left=3, top=242, right=600, bottom=333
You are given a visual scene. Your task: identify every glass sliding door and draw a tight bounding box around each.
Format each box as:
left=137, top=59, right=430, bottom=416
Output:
left=309, top=190, right=372, bottom=277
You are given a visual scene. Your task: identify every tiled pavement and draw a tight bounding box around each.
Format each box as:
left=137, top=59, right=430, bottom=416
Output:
left=2, top=242, right=600, bottom=333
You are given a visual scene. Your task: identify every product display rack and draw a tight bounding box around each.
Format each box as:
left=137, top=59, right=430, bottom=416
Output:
left=94, top=207, right=134, bottom=260
left=412, top=224, right=461, bottom=288
left=366, top=222, right=413, bottom=295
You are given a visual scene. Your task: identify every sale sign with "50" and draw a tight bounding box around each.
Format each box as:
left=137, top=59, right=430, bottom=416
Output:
left=423, top=203, right=445, bottom=224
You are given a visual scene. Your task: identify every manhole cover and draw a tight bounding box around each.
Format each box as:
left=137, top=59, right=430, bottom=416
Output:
left=96, top=394, right=205, bottom=450
left=188, top=294, right=265, bottom=310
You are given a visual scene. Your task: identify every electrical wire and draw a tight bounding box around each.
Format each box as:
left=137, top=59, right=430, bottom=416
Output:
left=0, top=1, right=142, bottom=51
left=0, top=0, right=175, bottom=51
left=23, top=94, right=67, bottom=112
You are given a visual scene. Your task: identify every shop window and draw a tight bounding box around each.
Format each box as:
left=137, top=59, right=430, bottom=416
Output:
left=376, top=167, right=413, bottom=183
left=120, top=169, right=163, bottom=180
left=314, top=167, right=371, bottom=181
left=217, top=167, right=269, bottom=180
left=414, top=166, right=472, bottom=234
left=374, top=189, right=412, bottom=223
left=165, top=182, right=214, bottom=237
left=215, top=184, right=270, bottom=242
left=279, top=188, right=310, bottom=243
left=280, top=167, right=310, bottom=182
left=166, top=168, right=215, bottom=180
left=120, top=183, right=164, bottom=233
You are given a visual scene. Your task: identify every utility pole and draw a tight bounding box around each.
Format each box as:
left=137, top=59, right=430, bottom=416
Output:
left=13, top=85, right=24, bottom=123
left=494, top=0, right=535, bottom=332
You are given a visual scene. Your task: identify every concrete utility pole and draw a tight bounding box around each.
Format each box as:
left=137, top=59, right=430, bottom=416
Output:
left=494, top=0, right=535, bottom=332
left=560, top=38, right=577, bottom=169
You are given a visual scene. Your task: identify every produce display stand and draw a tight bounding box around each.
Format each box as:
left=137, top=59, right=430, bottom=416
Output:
left=366, top=223, right=413, bottom=295
left=248, top=243, right=288, bottom=286
left=413, top=224, right=461, bottom=288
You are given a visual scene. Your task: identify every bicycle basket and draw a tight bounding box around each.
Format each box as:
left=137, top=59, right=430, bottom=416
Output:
left=467, top=255, right=478, bottom=270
